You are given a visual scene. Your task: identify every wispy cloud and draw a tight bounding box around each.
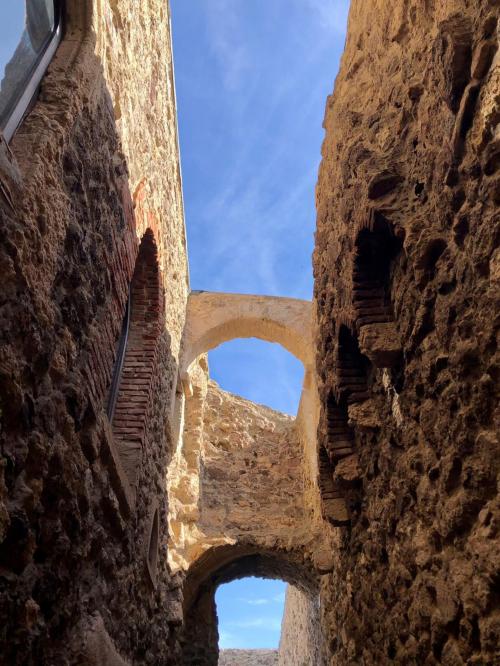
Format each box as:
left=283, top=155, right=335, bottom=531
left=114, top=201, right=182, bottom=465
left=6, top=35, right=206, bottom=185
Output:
left=273, top=592, right=286, bottom=604
left=238, top=592, right=287, bottom=606
left=203, top=0, right=250, bottom=91
left=172, top=0, right=349, bottom=412
left=219, top=630, right=236, bottom=648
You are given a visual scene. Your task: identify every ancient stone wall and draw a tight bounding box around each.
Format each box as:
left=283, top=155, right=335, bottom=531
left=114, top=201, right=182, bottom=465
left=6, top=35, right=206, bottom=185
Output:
left=199, top=382, right=307, bottom=552
left=313, top=0, right=499, bottom=663
left=219, top=650, right=278, bottom=666
left=0, top=1, right=188, bottom=663
left=177, top=383, right=320, bottom=665
left=278, top=586, right=326, bottom=666
left=1, top=0, right=498, bottom=663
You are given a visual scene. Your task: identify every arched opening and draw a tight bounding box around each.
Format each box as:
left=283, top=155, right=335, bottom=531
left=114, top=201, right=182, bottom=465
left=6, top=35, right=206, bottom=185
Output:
left=107, top=229, right=162, bottom=489
left=182, top=545, right=320, bottom=666
left=208, top=337, right=304, bottom=415
left=168, top=337, right=308, bottom=572
left=216, top=577, right=286, bottom=650
left=353, top=217, right=402, bottom=329
left=180, top=293, right=313, bottom=386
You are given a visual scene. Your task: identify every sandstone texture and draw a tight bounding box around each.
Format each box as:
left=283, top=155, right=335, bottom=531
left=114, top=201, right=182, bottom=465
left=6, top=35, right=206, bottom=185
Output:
left=0, top=0, right=187, bottom=663
left=178, top=383, right=322, bottom=665
left=278, top=586, right=326, bottom=666
left=168, top=292, right=328, bottom=576
left=0, top=0, right=498, bottom=664
left=313, top=0, right=500, bottom=663
left=200, top=382, right=306, bottom=551
left=219, top=650, right=278, bottom=666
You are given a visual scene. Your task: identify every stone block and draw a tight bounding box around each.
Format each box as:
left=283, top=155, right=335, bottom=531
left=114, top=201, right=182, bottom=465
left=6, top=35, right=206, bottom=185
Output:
left=359, top=322, right=402, bottom=367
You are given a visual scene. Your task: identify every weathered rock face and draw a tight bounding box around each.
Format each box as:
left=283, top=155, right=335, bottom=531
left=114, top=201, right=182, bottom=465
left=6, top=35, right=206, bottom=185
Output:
left=313, top=0, right=500, bottom=664
left=167, top=290, right=328, bottom=575
left=0, top=1, right=187, bottom=663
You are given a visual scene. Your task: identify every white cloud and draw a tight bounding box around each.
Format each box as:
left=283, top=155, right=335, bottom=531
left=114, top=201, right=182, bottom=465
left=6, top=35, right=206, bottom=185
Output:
left=174, top=0, right=350, bottom=411
left=219, top=630, right=236, bottom=648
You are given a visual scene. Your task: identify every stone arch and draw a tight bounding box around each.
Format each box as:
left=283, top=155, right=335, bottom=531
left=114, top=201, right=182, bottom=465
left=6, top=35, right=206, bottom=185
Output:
left=182, top=544, right=318, bottom=665
left=180, top=291, right=313, bottom=381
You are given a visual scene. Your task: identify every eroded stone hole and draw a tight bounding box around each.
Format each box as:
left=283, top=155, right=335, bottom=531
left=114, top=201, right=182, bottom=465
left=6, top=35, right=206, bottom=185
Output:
left=318, top=444, right=348, bottom=526
left=337, top=325, right=370, bottom=404
left=353, top=218, right=403, bottom=329
left=326, top=394, right=355, bottom=460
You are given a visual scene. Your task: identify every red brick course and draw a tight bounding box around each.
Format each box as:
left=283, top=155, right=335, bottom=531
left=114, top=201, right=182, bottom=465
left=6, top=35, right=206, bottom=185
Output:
left=111, top=229, right=163, bottom=489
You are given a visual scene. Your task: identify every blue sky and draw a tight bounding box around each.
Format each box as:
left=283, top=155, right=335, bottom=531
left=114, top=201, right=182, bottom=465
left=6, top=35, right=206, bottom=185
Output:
left=0, top=6, right=25, bottom=78
left=170, top=0, right=349, bottom=649
left=216, top=578, right=287, bottom=649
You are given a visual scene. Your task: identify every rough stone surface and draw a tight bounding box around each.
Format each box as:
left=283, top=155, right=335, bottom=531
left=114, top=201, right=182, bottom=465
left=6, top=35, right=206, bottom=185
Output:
left=178, top=384, right=323, bottom=665
left=169, top=292, right=330, bottom=578
left=313, top=0, right=500, bottom=664
left=180, top=291, right=314, bottom=377
left=1, top=0, right=498, bottom=664
left=200, top=382, right=307, bottom=551
left=0, top=1, right=187, bottom=664
left=219, top=650, right=278, bottom=666
left=278, top=586, right=326, bottom=666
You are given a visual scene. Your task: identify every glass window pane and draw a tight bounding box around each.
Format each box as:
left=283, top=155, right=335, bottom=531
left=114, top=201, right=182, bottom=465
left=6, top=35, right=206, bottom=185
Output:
left=0, top=0, right=57, bottom=132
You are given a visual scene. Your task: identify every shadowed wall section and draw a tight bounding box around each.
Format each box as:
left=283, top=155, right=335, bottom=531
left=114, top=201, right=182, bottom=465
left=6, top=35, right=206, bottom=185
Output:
left=313, top=0, right=500, bottom=662
left=0, top=0, right=188, bottom=663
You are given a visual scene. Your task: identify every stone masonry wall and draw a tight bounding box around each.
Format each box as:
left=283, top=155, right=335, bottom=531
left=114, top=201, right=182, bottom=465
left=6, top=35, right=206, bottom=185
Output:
left=313, top=0, right=499, bottom=664
left=219, top=650, right=278, bottom=666
left=199, top=382, right=308, bottom=553
left=179, top=382, right=320, bottom=665
left=0, top=1, right=188, bottom=664
left=278, top=586, right=326, bottom=666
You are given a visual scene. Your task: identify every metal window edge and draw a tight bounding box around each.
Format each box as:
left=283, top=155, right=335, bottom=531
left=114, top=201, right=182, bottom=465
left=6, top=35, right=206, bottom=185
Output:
left=3, top=18, right=63, bottom=143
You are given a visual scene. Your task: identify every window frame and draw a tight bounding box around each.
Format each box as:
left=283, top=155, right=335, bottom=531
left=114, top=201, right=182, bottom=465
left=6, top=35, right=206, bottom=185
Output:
left=1, top=0, right=63, bottom=142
